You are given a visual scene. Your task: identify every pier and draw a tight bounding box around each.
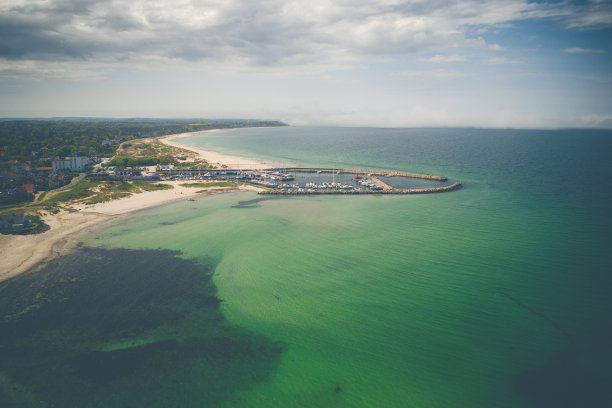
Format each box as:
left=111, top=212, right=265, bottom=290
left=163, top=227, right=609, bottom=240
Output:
left=258, top=182, right=462, bottom=195
left=280, top=168, right=448, bottom=181
left=151, top=166, right=462, bottom=195
left=369, top=176, right=393, bottom=192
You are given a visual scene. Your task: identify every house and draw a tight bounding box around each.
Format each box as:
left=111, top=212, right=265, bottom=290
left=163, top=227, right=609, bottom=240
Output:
left=21, top=184, right=35, bottom=193
left=0, top=213, right=28, bottom=229
left=52, top=156, right=89, bottom=172
left=36, top=167, right=53, bottom=172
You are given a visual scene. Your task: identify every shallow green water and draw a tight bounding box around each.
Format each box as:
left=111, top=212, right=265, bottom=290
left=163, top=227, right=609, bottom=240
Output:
left=0, top=246, right=284, bottom=407
left=2, top=127, right=611, bottom=407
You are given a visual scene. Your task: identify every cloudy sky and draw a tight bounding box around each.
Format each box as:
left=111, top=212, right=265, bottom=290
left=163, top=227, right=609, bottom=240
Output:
left=1, top=0, right=611, bottom=128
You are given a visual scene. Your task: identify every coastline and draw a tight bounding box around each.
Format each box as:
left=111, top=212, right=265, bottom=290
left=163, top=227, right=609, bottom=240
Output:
left=0, top=182, right=263, bottom=284
left=0, top=126, right=464, bottom=283
left=160, top=130, right=275, bottom=170
left=1, top=128, right=276, bottom=284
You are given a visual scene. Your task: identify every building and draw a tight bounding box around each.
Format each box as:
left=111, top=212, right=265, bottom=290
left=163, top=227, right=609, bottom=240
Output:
left=52, top=156, right=89, bottom=172
left=0, top=213, right=28, bottom=229
left=21, top=184, right=35, bottom=193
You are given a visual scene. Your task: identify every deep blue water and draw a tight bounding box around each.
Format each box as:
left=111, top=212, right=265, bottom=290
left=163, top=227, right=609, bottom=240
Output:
left=186, top=126, right=612, bottom=204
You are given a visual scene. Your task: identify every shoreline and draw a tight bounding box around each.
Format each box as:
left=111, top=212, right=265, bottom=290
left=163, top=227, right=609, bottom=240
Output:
left=1, top=127, right=277, bottom=284
left=160, top=130, right=276, bottom=170
left=0, top=181, right=263, bottom=284
left=1, top=126, right=459, bottom=283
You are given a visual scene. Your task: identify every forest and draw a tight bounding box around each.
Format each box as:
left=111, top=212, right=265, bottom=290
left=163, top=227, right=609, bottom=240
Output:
left=0, top=118, right=286, bottom=161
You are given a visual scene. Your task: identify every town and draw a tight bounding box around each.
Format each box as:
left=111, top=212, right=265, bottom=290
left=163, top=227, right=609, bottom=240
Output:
left=0, top=120, right=462, bottom=234
left=0, top=154, right=96, bottom=205
left=0, top=119, right=286, bottom=207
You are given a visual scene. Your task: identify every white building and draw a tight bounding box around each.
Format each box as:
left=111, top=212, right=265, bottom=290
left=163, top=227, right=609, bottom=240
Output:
left=52, top=156, right=90, bottom=172
left=0, top=213, right=27, bottom=229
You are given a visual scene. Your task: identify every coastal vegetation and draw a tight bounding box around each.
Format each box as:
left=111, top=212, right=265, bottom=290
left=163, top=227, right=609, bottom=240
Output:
left=105, top=139, right=210, bottom=169
left=0, top=119, right=286, bottom=162
left=0, top=179, right=173, bottom=215
left=45, top=180, right=173, bottom=206
left=43, top=178, right=102, bottom=204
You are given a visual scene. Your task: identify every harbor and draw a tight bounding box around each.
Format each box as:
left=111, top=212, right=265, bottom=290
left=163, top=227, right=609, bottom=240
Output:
left=153, top=167, right=462, bottom=195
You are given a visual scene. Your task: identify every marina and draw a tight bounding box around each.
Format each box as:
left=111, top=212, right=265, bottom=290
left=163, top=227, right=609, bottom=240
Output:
left=153, top=167, right=462, bottom=195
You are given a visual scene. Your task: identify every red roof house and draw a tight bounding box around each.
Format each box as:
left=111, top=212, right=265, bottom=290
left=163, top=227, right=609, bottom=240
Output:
left=21, top=184, right=35, bottom=193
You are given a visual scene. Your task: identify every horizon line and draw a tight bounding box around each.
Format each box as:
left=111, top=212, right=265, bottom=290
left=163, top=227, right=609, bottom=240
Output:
left=1, top=117, right=611, bottom=131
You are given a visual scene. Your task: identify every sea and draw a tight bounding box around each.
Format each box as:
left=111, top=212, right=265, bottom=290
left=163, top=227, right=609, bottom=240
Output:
left=1, top=127, right=611, bottom=407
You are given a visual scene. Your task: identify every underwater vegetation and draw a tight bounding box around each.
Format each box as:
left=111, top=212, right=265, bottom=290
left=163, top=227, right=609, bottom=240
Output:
left=0, top=247, right=284, bottom=407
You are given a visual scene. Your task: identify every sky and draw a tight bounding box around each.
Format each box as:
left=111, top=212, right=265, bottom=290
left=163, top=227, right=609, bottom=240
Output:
left=1, top=0, right=611, bottom=128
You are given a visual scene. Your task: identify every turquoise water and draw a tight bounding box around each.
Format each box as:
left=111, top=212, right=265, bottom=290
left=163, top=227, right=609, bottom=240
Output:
left=1, top=127, right=611, bottom=407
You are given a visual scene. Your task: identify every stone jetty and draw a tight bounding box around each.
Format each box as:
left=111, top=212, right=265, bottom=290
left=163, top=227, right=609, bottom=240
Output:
left=279, top=168, right=448, bottom=181
left=259, top=182, right=463, bottom=195
left=153, top=165, right=462, bottom=196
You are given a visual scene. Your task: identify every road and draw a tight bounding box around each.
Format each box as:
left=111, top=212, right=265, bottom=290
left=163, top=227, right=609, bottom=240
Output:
left=54, top=173, right=86, bottom=192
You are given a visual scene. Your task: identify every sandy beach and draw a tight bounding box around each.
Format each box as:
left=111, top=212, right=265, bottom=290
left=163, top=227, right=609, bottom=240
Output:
left=161, top=130, right=275, bottom=170
left=0, top=140, right=268, bottom=283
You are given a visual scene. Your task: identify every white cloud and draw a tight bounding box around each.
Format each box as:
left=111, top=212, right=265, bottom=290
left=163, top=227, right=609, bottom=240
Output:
left=485, top=57, right=523, bottom=64
left=1, top=0, right=610, bottom=128
left=562, top=0, right=612, bottom=30
left=578, top=114, right=612, bottom=128
left=421, top=54, right=467, bottom=63
left=400, top=68, right=466, bottom=77
left=1, top=0, right=603, bottom=77
left=563, top=47, right=606, bottom=54
left=0, top=59, right=107, bottom=80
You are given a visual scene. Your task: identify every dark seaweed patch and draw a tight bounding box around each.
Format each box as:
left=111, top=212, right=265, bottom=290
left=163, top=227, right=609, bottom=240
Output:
left=232, top=196, right=291, bottom=208
left=0, top=247, right=284, bottom=408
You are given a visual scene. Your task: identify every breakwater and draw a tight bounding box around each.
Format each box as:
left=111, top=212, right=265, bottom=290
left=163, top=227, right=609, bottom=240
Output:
left=369, top=176, right=393, bottom=192
left=152, top=165, right=462, bottom=195
left=279, top=168, right=448, bottom=181
left=258, top=182, right=463, bottom=195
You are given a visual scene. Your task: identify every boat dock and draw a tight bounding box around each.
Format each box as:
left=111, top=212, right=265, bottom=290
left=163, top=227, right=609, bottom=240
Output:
left=258, top=181, right=462, bottom=195
left=152, top=166, right=461, bottom=195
